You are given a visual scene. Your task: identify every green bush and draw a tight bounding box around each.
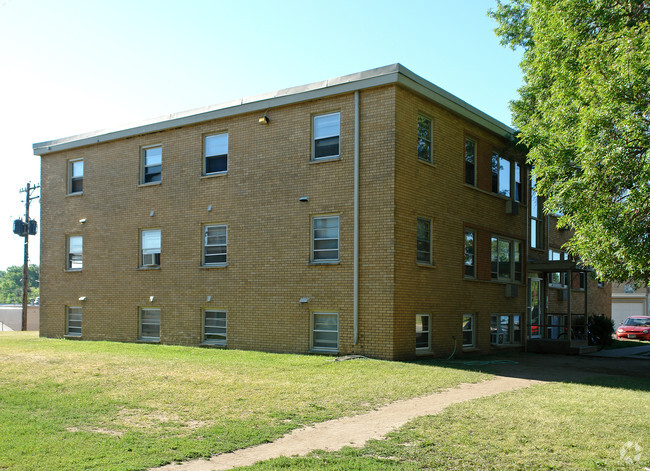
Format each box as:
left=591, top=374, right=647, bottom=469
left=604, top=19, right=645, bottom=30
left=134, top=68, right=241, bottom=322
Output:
left=588, top=314, right=614, bottom=346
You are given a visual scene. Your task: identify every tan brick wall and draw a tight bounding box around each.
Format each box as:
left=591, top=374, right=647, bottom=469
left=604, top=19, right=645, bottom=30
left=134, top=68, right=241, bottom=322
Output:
left=39, top=81, right=611, bottom=360
left=40, top=87, right=400, bottom=358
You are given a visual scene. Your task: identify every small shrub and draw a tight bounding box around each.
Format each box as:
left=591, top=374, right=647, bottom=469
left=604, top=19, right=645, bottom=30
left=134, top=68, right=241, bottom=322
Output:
left=588, top=314, right=614, bottom=346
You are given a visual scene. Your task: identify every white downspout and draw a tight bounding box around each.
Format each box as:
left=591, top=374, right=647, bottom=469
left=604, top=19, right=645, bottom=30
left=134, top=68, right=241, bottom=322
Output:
left=353, top=91, right=360, bottom=345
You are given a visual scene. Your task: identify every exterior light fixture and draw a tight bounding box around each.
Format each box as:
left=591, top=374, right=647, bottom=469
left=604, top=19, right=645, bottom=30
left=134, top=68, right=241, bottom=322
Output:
left=150, top=211, right=155, bottom=217
left=206, top=295, right=212, bottom=302
left=78, top=296, right=86, bottom=301
left=299, top=297, right=310, bottom=303
left=149, top=296, right=155, bottom=303
left=79, top=218, right=87, bottom=224
left=259, top=112, right=269, bottom=125
left=299, top=196, right=309, bottom=202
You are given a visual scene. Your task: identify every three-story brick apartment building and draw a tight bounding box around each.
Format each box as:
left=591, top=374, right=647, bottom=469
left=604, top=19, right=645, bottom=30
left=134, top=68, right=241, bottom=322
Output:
left=33, top=64, right=610, bottom=360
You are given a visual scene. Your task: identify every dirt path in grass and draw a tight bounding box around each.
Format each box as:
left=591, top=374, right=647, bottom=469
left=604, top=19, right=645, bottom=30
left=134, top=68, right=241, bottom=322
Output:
left=153, top=375, right=541, bottom=471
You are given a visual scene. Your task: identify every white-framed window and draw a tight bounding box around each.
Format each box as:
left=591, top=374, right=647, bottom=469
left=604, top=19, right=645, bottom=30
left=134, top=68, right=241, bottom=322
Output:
left=312, top=215, right=339, bottom=262
left=417, top=217, right=432, bottom=264
left=417, top=115, right=433, bottom=163
left=490, top=314, right=521, bottom=345
left=141, top=145, right=162, bottom=184
left=530, top=174, right=542, bottom=249
left=139, top=307, right=160, bottom=341
left=311, top=312, right=338, bottom=351
left=491, top=236, right=522, bottom=282
left=491, top=152, right=511, bottom=197
left=464, top=229, right=475, bottom=278
left=141, top=229, right=161, bottom=267
left=67, top=306, right=82, bottom=337
left=203, top=310, right=226, bottom=345
left=514, top=163, right=523, bottom=203
left=465, top=137, right=476, bottom=185
left=67, top=235, right=83, bottom=270
left=204, top=133, right=228, bottom=175
left=548, top=249, right=568, bottom=287
left=313, top=112, right=340, bottom=160
left=416, top=314, right=430, bottom=350
left=203, top=224, right=227, bottom=266
left=462, top=314, right=475, bottom=348
left=68, top=159, right=83, bottom=194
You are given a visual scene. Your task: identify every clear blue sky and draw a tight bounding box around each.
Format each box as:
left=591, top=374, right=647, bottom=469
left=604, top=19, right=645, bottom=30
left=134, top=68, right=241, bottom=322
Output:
left=0, top=0, right=522, bottom=271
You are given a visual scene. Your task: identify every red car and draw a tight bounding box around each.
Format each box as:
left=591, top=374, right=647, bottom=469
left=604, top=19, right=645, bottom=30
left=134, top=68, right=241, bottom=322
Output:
left=616, top=316, right=650, bottom=341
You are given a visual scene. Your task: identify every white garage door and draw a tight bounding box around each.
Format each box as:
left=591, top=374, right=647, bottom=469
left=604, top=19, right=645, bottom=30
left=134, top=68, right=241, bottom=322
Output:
left=611, top=301, right=644, bottom=328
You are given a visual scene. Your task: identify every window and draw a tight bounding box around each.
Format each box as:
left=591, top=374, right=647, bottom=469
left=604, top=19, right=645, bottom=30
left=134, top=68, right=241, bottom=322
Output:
left=67, top=235, right=83, bottom=270
left=417, top=115, right=433, bottom=163
left=514, top=163, right=523, bottom=203
left=68, top=159, right=83, bottom=194
left=417, top=218, right=432, bottom=264
left=465, top=137, right=476, bottom=185
left=313, top=112, right=340, bottom=160
left=67, top=307, right=82, bottom=337
left=204, top=133, right=228, bottom=175
left=548, top=249, right=567, bottom=287
left=624, top=284, right=635, bottom=293
left=312, top=216, right=339, bottom=262
left=203, top=225, right=227, bottom=265
left=578, top=272, right=586, bottom=290
left=491, top=236, right=522, bottom=282
left=530, top=174, right=542, bottom=249
left=311, top=312, right=338, bottom=351
left=462, top=314, right=474, bottom=348
left=464, top=229, right=475, bottom=278
left=139, top=308, right=160, bottom=341
left=416, top=314, right=430, bottom=350
left=491, top=314, right=521, bottom=345
left=203, top=310, right=226, bottom=345
left=491, top=153, right=511, bottom=197
left=141, top=146, right=162, bottom=184
left=141, top=229, right=161, bottom=267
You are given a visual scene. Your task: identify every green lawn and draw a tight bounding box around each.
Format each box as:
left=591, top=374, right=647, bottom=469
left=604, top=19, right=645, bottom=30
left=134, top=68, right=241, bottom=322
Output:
left=243, top=376, right=650, bottom=470
left=0, top=332, right=490, bottom=471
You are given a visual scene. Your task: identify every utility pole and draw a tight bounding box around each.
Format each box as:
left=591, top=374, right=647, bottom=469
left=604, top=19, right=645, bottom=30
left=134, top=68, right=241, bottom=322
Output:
left=18, top=182, right=40, bottom=331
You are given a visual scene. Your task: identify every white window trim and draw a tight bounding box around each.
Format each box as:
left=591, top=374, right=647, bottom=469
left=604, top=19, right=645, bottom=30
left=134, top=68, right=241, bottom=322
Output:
left=311, top=311, right=339, bottom=352
left=416, top=217, right=433, bottom=265
left=491, top=235, right=523, bottom=282
left=202, top=309, right=227, bottom=345
left=140, top=145, right=162, bottom=185
left=141, top=229, right=161, bottom=268
left=312, top=112, right=341, bottom=161
left=66, top=306, right=82, bottom=337
left=68, top=159, right=83, bottom=195
left=139, top=307, right=161, bottom=341
left=416, top=313, right=431, bottom=351
left=417, top=114, right=433, bottom=163
left=311, top=215, right=340, bottom=263
left=67, top=235, right=83, bottom=271
left=203, top=224, right=228, bottom=266
left=462, top=313, right=475, bottom=348
left=203, top=132, right=228, bottom=176
left=490, top=313, right=522, bottom=346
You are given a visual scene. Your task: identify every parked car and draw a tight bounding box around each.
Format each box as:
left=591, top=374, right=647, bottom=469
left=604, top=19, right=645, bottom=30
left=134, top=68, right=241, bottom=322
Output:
left=616, top=316, right=650, bottom=341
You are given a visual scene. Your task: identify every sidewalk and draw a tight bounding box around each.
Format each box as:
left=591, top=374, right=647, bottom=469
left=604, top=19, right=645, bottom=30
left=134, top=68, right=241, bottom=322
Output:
left=585, top=343, right=650, bottom=359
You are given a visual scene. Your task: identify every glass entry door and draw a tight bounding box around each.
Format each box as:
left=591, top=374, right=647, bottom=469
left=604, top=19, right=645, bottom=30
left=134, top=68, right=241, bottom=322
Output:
left=528, top=277, right=542, bottom=338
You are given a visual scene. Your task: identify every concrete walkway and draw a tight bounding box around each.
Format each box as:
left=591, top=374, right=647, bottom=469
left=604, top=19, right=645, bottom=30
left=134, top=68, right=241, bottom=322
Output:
left=153, top=376, right=541, bottom=471
left=586, top=343, right=650, bottom=359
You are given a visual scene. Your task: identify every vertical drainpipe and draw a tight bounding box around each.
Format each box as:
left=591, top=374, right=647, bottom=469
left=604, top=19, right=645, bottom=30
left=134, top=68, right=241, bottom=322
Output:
left=353, top=91, right=360, bottom=345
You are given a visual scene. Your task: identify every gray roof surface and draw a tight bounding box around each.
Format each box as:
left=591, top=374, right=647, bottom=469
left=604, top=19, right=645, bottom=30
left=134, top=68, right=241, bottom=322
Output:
left=33, top=64, right=515, bottom=156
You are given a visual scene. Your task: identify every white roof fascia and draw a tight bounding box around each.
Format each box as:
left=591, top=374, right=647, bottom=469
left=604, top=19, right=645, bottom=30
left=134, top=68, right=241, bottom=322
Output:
left=33, top=64, right=513, bottom=155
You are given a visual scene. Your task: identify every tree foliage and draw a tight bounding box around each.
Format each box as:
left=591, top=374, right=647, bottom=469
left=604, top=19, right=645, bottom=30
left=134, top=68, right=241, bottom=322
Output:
left=490, top=0, right=650, bottom=283
left=0, top=265, right=39, bottom=304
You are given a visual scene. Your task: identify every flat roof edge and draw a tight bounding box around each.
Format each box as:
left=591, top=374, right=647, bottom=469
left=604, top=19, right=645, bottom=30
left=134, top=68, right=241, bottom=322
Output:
left=33, top=63, right=514, bottom=155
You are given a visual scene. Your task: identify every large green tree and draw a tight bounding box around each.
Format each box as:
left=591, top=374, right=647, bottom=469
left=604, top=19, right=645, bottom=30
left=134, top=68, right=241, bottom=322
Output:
left=490, top=0, right=650, bottom=283
left=0, top=265, right=39, bottom=304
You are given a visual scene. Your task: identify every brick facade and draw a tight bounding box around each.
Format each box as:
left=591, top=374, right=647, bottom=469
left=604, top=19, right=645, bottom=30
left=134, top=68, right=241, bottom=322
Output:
left=35, top=65, right=610, bottom=360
